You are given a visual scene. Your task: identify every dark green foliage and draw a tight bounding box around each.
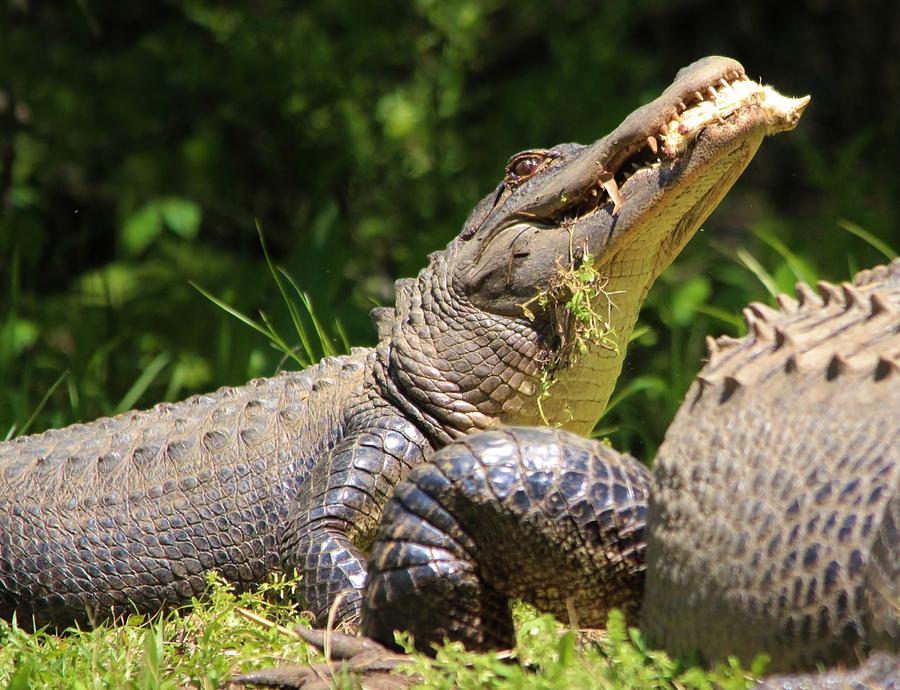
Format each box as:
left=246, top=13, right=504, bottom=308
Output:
left=1, top=0, right=898, bottom=459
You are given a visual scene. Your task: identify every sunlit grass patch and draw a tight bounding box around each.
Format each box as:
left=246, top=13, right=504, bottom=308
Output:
left=0, top=574, right=768, bottom=689
left=0, top=573, right=314, bottom=690
left=399, top=609, right=765, bottom=690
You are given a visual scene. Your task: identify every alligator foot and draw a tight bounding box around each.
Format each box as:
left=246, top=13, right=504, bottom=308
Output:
left=232, top=628, right=416, bottom=690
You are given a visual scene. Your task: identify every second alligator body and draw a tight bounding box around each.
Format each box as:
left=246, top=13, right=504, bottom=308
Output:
left=364, top=261, right=900, bottom=675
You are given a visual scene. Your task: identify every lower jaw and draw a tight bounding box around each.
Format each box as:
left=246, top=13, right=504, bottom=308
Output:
left=605, top=119, right=767, bottom=278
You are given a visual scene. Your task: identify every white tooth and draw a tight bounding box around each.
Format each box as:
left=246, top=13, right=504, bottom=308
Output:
left=601, top=178, right=624, bottom=214
left=646, top=136, right=658, bottom=155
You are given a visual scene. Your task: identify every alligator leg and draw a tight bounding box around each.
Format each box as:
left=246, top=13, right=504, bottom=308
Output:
left=362, top=426, right=650, bottom=653
left=241, top=427, right=898, bottom=688
left=281, top=413, right=431, bottom=626
left=235, top=427, right=650, bottom=688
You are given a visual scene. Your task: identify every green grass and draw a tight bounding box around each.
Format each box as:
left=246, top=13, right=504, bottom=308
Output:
left=0, top=574, right=313, bottom=689
left=3, top=8, right=898, bottom=685
left=398, top=607, right=766, bottom=690
left=0, top=576, right=765, bottom=689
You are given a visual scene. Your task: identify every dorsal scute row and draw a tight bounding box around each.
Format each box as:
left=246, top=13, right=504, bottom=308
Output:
left=699, top=261, right=900, bottom=392
left=0, top=350, right=370, bottom=491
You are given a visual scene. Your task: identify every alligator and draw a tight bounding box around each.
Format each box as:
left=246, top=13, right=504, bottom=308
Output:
left=0, top=56, right=808, bottom=639
left=362, top=259, right=900, bottom=665
left=238, top=260, right=900, bottom=689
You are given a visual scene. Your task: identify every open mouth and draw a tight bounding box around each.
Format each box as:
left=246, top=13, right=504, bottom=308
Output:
left=463, top=57, right=809, bottom=259
left=566, top=72, right=810, bottom=219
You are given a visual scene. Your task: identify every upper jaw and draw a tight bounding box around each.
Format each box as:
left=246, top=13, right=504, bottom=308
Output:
left=471, top=56, right=809, bottom=246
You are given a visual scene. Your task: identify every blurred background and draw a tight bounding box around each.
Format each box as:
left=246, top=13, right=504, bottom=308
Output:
left=2, top=0, right=898, bottom=458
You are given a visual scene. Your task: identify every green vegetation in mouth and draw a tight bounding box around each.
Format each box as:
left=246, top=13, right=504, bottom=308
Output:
left=520, top=245, right=623, bottom=425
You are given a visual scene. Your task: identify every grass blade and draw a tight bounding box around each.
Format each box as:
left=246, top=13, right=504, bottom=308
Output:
left=601, top=375, right=666, bottom=418
left=692, top=305, right=745, bottom=332
left=114, top=353, right=170, bottom=414
left=334, top=319, right=351, bottom=353
left=257, top=310, right=309, bottom=367
left=837, top=220, right=898, bottom=259
left=190, top=282, right=272, bottom=340
left=753, top=228, right=817, bottom=285
left=735, top=248, right=779, bottom=298
left=276, top=268, right=337, bottom=358
left=256, top=223, right=320, bottom=363
left=300, top=291, right=337, bottom=358
left=11, top=370, right=70, bottom=439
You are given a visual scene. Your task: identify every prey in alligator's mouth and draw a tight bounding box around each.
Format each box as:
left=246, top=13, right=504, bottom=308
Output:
left=463, top=60, right=810, bottom=254
left=559, top=73, right=810, bottom=219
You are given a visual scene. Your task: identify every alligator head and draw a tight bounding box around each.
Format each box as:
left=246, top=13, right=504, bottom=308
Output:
left=376, top=56, right=809, bottom=442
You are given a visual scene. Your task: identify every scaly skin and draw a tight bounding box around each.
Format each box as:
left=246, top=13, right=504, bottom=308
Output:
left=363, top=427, right=651, bottom=653
left=359, top=260, right=900, bottom=685
left=0, top=56, right=805, bottom=631
left=643, top=260, right=900, bottom=671
left=0, top=352, right=434, bottom=628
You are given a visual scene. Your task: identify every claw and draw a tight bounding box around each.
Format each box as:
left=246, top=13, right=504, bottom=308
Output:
left=294, top=626, right=388, bottom=659
left=233, top=665, right=330, bottom=689
left=233, top=629, right=414, bottom=689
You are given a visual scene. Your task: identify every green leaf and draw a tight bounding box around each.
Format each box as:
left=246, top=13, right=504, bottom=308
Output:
left=628, top=626, right=647, bottom=654
left=376, top=91, right=420, bottom=140
left=837, top=219, right=898, bottom=259
left=122, top=198, right=201, bottom=255
left=113, top=352, right=170, bottom=415
left=0, top=318, right=38, bottom=359
left=159, top=197, right=202, bottom=239
left=669, top=275, right=711, bottom=326
left=557, top=630, right=576, bottom=667
left=735, top=248, right=779, bottom=298
left=14, top=370, right=68, bottom=439
left=4, top=659, right=33, bottom=690
left=749, top=653, right=770, bottom=677
left=122, top=204, right=163, bottom=255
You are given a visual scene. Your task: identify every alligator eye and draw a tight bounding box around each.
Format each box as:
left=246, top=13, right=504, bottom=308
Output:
left=511, top=156, right=541, bottom=178
left=504, top=151, right=551, bottom=185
